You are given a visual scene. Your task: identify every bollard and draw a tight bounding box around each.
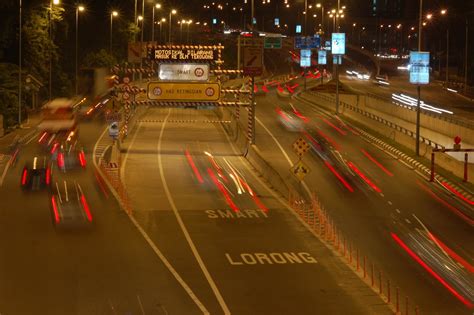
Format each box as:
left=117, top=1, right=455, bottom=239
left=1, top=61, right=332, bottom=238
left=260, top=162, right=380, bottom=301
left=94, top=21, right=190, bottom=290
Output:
left=396, top=287, right=400, bottom=313
left=379, top=271, right=382, bottom=294
left=387, top=279, right=391, bottom=303
left=356, top=248, right=359, bottom=271
left=363, top=256, right=366, bottom=279
left=406, top=296, right=409, bottom=315
left=371, top=263, right=374, bottom=287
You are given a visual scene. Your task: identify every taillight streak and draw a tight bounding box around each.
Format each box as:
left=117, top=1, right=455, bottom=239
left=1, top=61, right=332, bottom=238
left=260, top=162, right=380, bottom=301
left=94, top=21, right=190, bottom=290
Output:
left=80, top=195, right=93, bottom=222
left=347, top=161, right=382, bottom=193
left=208, top=168, right=239, bottom=212
left=428, top=233, right=474, bottom=273
left=361, top=149, right=394, bottom=176
left=21, top=168, right=28, bottom=185
left=185, top=150, right=204, bottom=184
left=50, top=142, right=59, bottom=154
left=58, top=153, right=65, bottom=169
left=317, top=129, right=341, bottom=150
left=440, top=181, right=474, bottom=206
left=51, top=196, right=60, bottom=223
left=322, top=118, right=347, bottom=135
left=45, top=168, right=51, bottom=185
left=417, top=181, right=474, bottom=226
left=324, top=161, right=354, bottom=192
left=391, top=232, right=473, bottom=309
left=78, top=151, right=86, bottom=167
left=239, top=178, right=268, bottom=212
left=302, top=131, right=322, bottom=151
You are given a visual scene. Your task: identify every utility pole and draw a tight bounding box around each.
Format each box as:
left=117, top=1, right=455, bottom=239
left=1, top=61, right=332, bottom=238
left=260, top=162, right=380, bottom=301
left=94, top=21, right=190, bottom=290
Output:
left=464, top=19, right=469, bottom=94
left=19, top=0, right=22, bottom=125
left=415, top=0, right=423, bottom=156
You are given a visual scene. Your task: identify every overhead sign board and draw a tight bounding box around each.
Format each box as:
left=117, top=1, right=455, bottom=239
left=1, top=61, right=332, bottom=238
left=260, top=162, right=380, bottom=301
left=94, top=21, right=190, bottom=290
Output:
left=295, top=36, right=320, bottom=49
left=243, top=46, right=263, bottom=76
left=318, top=50, right=327, bottom=65
left=158, top=63, right=209, bottom=81
left=264, top=37, right=282, bottom=49
left=331, top=33, right=346, bottom=55
left=147, top=82, right=221, bottom=102
left=409, top=51, right=430, bottom=85
left=242, top=37, right=264, bottom=47
left=274, top=18, right=280, bottom=26
left=149, top=48, right=216, bottom=61
left=296, top=25, right=302, bottom=34
left=300, top=49, right=312, bottom=68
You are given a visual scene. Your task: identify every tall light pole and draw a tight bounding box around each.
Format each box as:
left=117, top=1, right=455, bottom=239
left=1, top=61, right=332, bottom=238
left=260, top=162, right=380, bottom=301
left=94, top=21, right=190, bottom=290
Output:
left=186, top=20, right=192, bottom=44
left=179, top=20, right=185, bottom=43
left=152, top=3, right=161, bottom=43
left=316, top=3, right=324, bottom=36
left=49, top=0, right=60, bottom=102
left=159, top=18, right=165, bottom=43
left=110, top=11, right=118, bottom=54
left=138, top=15, right=144, bottom=73
left=169, top=9, right=177, bottom=43
left=464, top=19, right=469, bottom=94
left=251, top=0, right=255, bottom=31
left=75, top=5, right=84, bottom=96
left=19, top=0, right=22, bottom=125
left=304, top=0, right=308, bottom=35
left=415, top=0, right=423, bottom=156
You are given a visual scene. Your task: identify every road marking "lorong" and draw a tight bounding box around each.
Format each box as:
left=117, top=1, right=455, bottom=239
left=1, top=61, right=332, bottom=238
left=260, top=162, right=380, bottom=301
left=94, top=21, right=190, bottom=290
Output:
left=225, top=252, right=317, bottom=265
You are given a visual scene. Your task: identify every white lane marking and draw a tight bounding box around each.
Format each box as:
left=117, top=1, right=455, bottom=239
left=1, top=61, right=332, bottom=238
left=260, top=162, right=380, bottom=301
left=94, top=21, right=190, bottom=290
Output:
left=405, top=218, right=411, bottom=224
left=415, top=169, right=430, bottom=181
left=255, top=116, right=312, bottom=196
left=93, top=127, right=109, bottom=164
left=24, top=131, right=39, bottom=145
left=93, top=126, right=210, bottom=315
left=137, top=294, right=145, bottom=315
left=379, top=193, right=385, bottom=198
left=388, top=201, right=393, bottom=206
left=0, top=157, right=12, bottom=187
left=396, top=209, right=401, bottom=214
left=398, top=159, right=415, bottom=170
left=157, top=110, right=230, bottom=315
left=120, top=122, right=142, bottom=183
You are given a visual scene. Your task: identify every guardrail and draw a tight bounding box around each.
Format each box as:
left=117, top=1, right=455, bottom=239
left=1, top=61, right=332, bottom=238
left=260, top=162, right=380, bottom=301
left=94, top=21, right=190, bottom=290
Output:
left=303, top=91, right=445, bottom=150
left=289, top=189, right=420, bottom=315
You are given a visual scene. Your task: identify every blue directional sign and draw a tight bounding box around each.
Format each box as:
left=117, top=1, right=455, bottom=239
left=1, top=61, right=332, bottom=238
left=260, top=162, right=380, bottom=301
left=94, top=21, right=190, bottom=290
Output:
left=331, top=33, right=346, bottom=55
left=274, top=18, right=280, bottom=26
left=252, top=17, right=257, bottom=25
left=295, top=24, right=302, bottom=34
left=295, top=36, right=321, bottom=49
left=300, top=49, right=312, bottom=68
left=318, top=50, right=327, bottom=65
left=333, top=55, right=342, bottom=65
left=409, top=51, right=430, bottom=85
left=212, top=18, right=217, bottom=25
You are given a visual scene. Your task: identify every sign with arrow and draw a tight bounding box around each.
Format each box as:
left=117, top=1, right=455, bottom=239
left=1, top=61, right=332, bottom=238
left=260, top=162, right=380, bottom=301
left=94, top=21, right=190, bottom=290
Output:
left=243, top=46, right=263, bottom=76
left=291, top=160, right=310, bottom=181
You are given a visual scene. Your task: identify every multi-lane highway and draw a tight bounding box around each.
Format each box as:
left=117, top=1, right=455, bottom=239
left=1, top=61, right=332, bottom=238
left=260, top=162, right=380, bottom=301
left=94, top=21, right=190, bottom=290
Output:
left=239, top=81, right=473, bottom=314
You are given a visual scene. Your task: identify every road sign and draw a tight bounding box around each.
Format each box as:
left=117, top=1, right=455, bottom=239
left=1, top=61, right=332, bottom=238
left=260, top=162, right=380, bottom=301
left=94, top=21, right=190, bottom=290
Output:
left=409, top=51, right=430, bottom=85
left=149, top=48, right=216, bottom=61
left=295, top=36, right=320, bottom=49
left=318, top=50, right=327, bottom=65
left=331, top=33, right=346, bottom=55
left=300, top=49, right=311, bottom=68
left=293, top=137, right=310, bottom=157
left=158, top=63, right=209, bottom=81
left=291, top=160, right=310, bottom=181
left=122, top=92, right=130, bottom=100
left=135, top=89, right=148, bottom=101
left=264, top=37, right=282, bottom=49
left=108, top=122, right=119, bottom=139
left=242, top=37, right=263, bottom=47
left=105, top=111, right=121, bottom=123
left=147, top=82, right=221, bottom=101
left=243, top=46, right=263, bottom=76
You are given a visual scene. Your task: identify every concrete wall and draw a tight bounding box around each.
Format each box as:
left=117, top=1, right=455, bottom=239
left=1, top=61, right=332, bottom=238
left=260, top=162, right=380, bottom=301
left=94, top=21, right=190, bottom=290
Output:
left=300, top=92, right=474, bottom=181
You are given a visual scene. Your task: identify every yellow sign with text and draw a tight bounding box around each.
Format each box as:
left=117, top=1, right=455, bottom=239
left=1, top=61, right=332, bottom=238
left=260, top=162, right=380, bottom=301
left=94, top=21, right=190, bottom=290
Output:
left=147, top=82, right=221, bottom=102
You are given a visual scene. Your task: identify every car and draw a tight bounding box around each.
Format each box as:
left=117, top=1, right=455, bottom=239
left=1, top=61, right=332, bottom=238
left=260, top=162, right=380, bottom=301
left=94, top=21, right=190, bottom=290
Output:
left=56, top=143, right=86, bottom=172
left=276, top=107, right=304, bottom=131
left=51, top=181, right=93, bottom=229
left=20, top=157, right=52, bottom=191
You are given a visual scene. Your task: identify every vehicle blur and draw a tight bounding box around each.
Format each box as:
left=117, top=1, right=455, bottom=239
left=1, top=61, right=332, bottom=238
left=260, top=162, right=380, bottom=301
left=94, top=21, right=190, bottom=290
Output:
left=50, top=181, right=93, bottom=229
left=20, top=156, right=52, bottom=191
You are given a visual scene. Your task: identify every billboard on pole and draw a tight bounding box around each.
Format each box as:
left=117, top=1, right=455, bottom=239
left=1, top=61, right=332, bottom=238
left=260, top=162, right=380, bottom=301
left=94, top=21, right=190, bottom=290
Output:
left=409, top=51, right=430, bottom=85
left=331, top=33, right=346, bottom=55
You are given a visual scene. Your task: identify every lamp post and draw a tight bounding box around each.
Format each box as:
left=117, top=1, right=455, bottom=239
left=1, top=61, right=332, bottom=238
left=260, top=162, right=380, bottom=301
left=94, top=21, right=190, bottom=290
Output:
left=110, top=11, right=118, bottom=54
left=186, top=20, right=192, bottom=44
left=152, top=3, right=161, bottom=43
left=137, top=15, right=143, bottom=75
left=179, top=19, right=185, bottom=43
left=316, top=3, right=324, bottom=36
left=19, top=0, right=22, bottom=125
left=415, top=0, right=423, bottom=156
left=75, top=5, right=84, bottom=96
left=159, top=18, right=165, bottom=43
left=49, top=0, right=60, bottom=102
left=169, top=9, right=177, bottom=43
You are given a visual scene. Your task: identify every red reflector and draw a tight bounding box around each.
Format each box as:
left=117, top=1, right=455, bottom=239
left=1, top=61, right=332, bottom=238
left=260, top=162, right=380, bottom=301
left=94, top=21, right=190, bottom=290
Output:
left=51, top=196, right=60, bottom=223
left=80, top=195, right=93, bottom=222
left=21, top=168, right=28, bottom=185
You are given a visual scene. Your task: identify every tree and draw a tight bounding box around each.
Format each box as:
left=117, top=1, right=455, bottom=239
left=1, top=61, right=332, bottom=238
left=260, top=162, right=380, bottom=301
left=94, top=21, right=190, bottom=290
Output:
left=0, top=63, right=27, bottom=129
left=82, top=49, right=117, bottom=68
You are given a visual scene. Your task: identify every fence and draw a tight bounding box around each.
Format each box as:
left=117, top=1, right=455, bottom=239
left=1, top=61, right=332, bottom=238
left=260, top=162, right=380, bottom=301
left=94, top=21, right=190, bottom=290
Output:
left=98, top=160, right=133, bottom=216
left=289, top=189, right=421, bottom=315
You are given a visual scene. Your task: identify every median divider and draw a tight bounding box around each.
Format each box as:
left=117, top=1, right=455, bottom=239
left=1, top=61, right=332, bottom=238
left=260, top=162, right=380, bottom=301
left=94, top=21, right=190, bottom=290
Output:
left=289, top=189, right=420, bottom=315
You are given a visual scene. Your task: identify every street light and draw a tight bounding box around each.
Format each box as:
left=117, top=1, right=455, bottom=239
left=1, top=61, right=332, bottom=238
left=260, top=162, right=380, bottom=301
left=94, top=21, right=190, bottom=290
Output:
left=75, top=5, right=85, bottom=95
left=169, top=9, right=177, bottom=43
left=110, top=11, right=118, bottom=54
left=49, top=0, right=60, bottom=101
left=19, top=0, right=23, bottom=125
left=186, top=20, right=193, bottom=44
left=316, top=3, right=324, bottom=35
left=152, top=3, right=161, bottom=43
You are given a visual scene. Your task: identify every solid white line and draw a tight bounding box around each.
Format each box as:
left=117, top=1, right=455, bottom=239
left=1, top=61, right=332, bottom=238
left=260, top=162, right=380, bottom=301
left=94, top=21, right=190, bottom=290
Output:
left=24, top=131, right=39, bottom=145
left=93, top=126, right=210, bottom=315
left=137, top=294, right=145, bottom=315
left=120, top=123, right=142, bottom=182
left=93, top=127, right=109, bottom=165
left=0, top=158, right=11, bottom=187
left=255, top=116, right=312, bottom=196
left=157, top=109, right=230, bottom=315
